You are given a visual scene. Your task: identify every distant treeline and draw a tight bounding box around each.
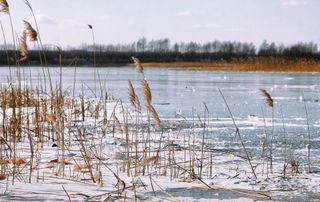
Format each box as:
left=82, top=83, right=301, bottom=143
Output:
left=0, top=38, right=319, bottom=66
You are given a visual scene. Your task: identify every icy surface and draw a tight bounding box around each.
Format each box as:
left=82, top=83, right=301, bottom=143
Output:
left=0, top=67, right=320, bottom=201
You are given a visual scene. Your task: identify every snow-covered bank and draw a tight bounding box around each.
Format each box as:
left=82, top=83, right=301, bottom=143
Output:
left=0, top=90, right=319, bottom=202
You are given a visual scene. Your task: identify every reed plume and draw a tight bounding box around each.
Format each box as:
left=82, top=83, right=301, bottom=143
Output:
left=0, top=0, right=9, bottom=13
left=260, top=89, right=273, bottom=107
left=141, top=79, right=152, bottom=105
left=18, top=31, right=28, bottom=62
left=128, top=80, right=141, bottom=112
left=132, top=56, right=144, bottom=73
left=23, top=20, right=37, bottom=41
left=135, top=96, right=141, bottom=113
left=149, top=104, right=161, bottom=130
left=128, top=80, right=136, bottom=105
left=113, top=114, right=122, bottom=132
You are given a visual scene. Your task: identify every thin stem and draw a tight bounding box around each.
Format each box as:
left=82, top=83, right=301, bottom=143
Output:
left=280, top=107, right=287, bottom=178
left=303, top=93, right=311, bottom=173
left=0, top=20, right=12, bottom=80
left=218, top=88, right=257, bottom=179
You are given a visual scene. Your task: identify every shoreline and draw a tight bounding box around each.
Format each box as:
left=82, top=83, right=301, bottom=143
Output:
left=137, top=61, right=320, bottom=72
left=0, top=61, right=319, bottom=73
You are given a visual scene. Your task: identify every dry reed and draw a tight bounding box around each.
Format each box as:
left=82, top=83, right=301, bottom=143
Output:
left=260, top=89, right=273, bottom=107
left=138, top=58, right=320, bottom=72
left=0, top=0, right=9, bottom=13
left=113, top=114, right=122, bottom=132
left=0, top=1, right=310, bottom=197
left=10, top=157, right=26, bottom=166
left=132, top=56, right=144, bottom=73
left=18, top=31, right=28, bottom=62
left=142, top=156, right=160, bottom=166
left=47, top=114, right=57, bottom=122
left=141, top=79, right=152, bottom=106
left=128, top=80, right=141, bottom=112
left=23, top=20, right=38, bottom=41
left=260, top=88, right=274, bottom=174
left=148, top=104, right=161, bottom=130
left=0, top=173, right=6, bottom=180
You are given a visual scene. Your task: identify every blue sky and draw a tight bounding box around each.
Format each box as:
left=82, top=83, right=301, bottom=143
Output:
left=0, top=0, right=319, bottom=48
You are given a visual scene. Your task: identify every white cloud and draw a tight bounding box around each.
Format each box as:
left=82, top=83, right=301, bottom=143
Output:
left=61, top=19, right=84, bottom=28
left=176, top=10, right=192, bottom=16
left=33, top=14, right=57, bottom=25
left=281, top=0, right=307, bottom=7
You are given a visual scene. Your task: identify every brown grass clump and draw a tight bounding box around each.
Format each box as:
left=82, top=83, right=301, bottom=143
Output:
left=142, top=156, right=160, bottom=166
left=47, top=114, right=57, bottom=122
left=74, top=164, right=91, bottom=173
left=18, top=31, right=28, bottom=62
left=132, top=56, right=144, bottom=73
left=10, top=157, right=27, bottom=166
left=0, top=173, right=6, bottom=180
left=141, top=79, right=152, bottom=105
left=23, top=20, right=37, bottom=41
left=0, top=0, right=9, bottom=13
left=260, top=89, right=273, bottom=107
left=0, top=159, right=10, bottom=165
left=137, top=58, right=320, bottom=72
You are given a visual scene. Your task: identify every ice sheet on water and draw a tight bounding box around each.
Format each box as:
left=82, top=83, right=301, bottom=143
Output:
left=1, top=67, right=320, bottom=201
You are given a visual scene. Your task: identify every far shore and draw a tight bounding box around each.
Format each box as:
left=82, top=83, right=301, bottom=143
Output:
left=133, top=61, right=320, bottom=72
left=1, top=60, right=319, bottom=72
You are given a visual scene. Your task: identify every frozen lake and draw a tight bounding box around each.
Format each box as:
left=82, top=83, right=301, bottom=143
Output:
left=1, top=66, right=320, bottom=201
left=3, top=67, right=319, bottom=118
left=1, top=66, right=320, bottom=166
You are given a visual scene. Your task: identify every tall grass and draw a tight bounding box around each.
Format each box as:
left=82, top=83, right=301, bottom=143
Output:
left=219, top=89, right=257, bottom=179
left=0, top=20, right=11, bottom=77
left=260, top=89, right=274, bottom=174
left=0, top=3, right=316, bottom=201
left=139, top=58, right=320, bottom=72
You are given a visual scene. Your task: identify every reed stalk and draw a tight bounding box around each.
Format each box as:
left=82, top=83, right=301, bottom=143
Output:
left=199, top=103, right=208, bottom=178
left=0, top=20, right=12, bottom=79
left=302, top=94, right=311, bottom=173
left=280, top=107, right=288, bottom=178
left=219, top=88, right=257, bottom=179
left=88, top=24, right=97, bottom=94
left=260, top=89, right=274, bottom=174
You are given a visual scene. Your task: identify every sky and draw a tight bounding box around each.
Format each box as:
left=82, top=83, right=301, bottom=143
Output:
left=0, top=0, right=319, bottom=48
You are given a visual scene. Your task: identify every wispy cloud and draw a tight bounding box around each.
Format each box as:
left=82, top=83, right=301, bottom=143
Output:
left=176, top=10, right=192, bottom=16
left=281, top=0, right=307, bottom=7
left=61, top=19, right=84, bottom=28
left=33, top=14, right=57, bottom=25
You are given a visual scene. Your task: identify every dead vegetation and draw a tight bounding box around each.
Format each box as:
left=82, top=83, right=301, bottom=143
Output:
left=0, top=1, right=317, bottom=201
left=138, top=58, right=320, bottom=72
